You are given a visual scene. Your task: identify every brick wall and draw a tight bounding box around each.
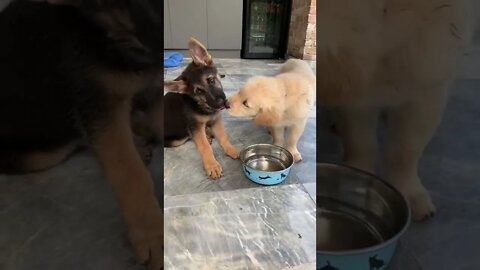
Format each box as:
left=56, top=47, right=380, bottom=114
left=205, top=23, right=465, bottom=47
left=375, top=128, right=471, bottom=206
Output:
left=287, top=0, right=316, bottom=60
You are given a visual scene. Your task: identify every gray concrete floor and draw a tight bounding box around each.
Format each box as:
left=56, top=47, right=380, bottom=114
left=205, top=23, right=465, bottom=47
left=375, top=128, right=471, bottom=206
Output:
left=164, top=59, right=317, bottom=269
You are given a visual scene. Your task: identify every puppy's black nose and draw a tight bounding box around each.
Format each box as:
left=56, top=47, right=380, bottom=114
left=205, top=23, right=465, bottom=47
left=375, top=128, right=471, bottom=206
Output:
left=215, top=97, right=225, bottom=107
left=224, top=100, right=230, bottom=109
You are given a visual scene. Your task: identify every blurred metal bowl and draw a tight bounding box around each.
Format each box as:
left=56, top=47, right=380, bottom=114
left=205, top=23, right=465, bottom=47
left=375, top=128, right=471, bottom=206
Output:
left=317, top=163, right=411, bottom=270
left=240, top=144, right=294, bottom=185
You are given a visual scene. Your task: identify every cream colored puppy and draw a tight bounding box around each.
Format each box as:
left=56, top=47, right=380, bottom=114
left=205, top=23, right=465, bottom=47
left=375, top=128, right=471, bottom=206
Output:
left=227, top=59, right=316, bottom=162
left=318, top=0, right=476, bottom=220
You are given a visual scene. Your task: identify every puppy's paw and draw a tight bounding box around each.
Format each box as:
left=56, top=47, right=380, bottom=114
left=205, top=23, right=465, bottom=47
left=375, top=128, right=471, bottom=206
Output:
left=293, top=153, right=303, bottom=162
left=396, top=183, right=436, bottom=221
left=204, top=159, right=223, bottom=179
left=409, top=190, right=436, bottom=221
left=129, top=217, right=163, bottom=270
left=225, top=146, right=240, bottom=159
left=288, top=148, right=303, bottom=162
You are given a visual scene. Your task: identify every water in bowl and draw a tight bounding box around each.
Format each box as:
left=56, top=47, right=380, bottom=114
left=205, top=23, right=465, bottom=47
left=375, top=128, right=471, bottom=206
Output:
left=245, top=155, right=288, bottom=171
left=318, top=209, right=384, bottom=251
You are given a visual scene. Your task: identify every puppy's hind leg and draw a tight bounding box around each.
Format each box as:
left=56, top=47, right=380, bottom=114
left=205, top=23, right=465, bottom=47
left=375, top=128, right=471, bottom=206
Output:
left=385, top=87, right=448, bottom=221
left=22, top=141, right=80, bottom=172
left=165, top=137, right=189, bottom=147
left=285, top=119, right=308, bottom=162
left=205, top=126, right=215, bottom=145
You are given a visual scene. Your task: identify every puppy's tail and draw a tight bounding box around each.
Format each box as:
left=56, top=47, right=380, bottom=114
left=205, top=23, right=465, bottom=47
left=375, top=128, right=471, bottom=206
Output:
left=278, top=59, right=316, bottom=84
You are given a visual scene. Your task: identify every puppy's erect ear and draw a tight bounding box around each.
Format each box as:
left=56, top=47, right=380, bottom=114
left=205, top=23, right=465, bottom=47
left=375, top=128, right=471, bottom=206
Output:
left=253, top=108, right=282, bottom=126
left=164, top=80, right=187, bottom=94
left=188, top=37, right=212, bottom=66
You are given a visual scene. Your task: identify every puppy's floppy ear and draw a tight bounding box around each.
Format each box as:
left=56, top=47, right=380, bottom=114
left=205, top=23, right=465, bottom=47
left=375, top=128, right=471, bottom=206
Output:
left=188, top=37, right=212, bottom=66
left=164, top=80, right=187, bottom=94
left=253, top=107, right=282, bottom=126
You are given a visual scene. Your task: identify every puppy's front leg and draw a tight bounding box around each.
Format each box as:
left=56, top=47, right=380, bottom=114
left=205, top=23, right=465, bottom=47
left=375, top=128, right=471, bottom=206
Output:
left=211, top=117, right=240, bottom=159
left=192, top=123, right=223, bottom=179
left=385, top=89, right=447, bottom=221
left=270, top=126, right=285, bottom=146
left=92, top=100, right=163, bottom=270
left=285, top=119, right=308, bottom=162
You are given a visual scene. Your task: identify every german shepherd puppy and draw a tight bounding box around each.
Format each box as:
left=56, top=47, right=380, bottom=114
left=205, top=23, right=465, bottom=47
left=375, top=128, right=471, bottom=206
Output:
left=0, top=0, right=162, bottom=269
left=164, top=38, right=239, bottom=179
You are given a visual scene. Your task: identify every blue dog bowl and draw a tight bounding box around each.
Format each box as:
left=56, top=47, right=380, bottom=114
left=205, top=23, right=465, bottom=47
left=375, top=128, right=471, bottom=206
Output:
left=240, top=144, right=294, bottom=185
left=317, top=163, right=411, bottom=270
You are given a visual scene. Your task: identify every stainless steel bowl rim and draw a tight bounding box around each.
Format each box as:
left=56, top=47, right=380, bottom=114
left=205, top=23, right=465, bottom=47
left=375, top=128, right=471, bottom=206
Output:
left=240, top=143, right=295, bottom=172
left=317, top=162, right=412, bottom=256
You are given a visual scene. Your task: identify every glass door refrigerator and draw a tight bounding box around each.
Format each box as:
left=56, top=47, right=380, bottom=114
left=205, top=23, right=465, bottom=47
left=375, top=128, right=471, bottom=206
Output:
left=241, top=0, right=292, bottom=59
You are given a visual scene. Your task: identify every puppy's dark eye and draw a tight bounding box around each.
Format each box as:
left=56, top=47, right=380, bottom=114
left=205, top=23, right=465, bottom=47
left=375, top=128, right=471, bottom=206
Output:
left=243, top=100, right=250, bottom=108
left=207, top=77, right=215, bottom=85
left=194, top=87, right=205, bottom=94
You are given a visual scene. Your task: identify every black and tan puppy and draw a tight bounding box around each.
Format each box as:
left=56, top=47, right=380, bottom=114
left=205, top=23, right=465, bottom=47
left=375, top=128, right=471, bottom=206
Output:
left=0, top=0, right=163, bottom=269
left=164, top=38, right=239, bottom=179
